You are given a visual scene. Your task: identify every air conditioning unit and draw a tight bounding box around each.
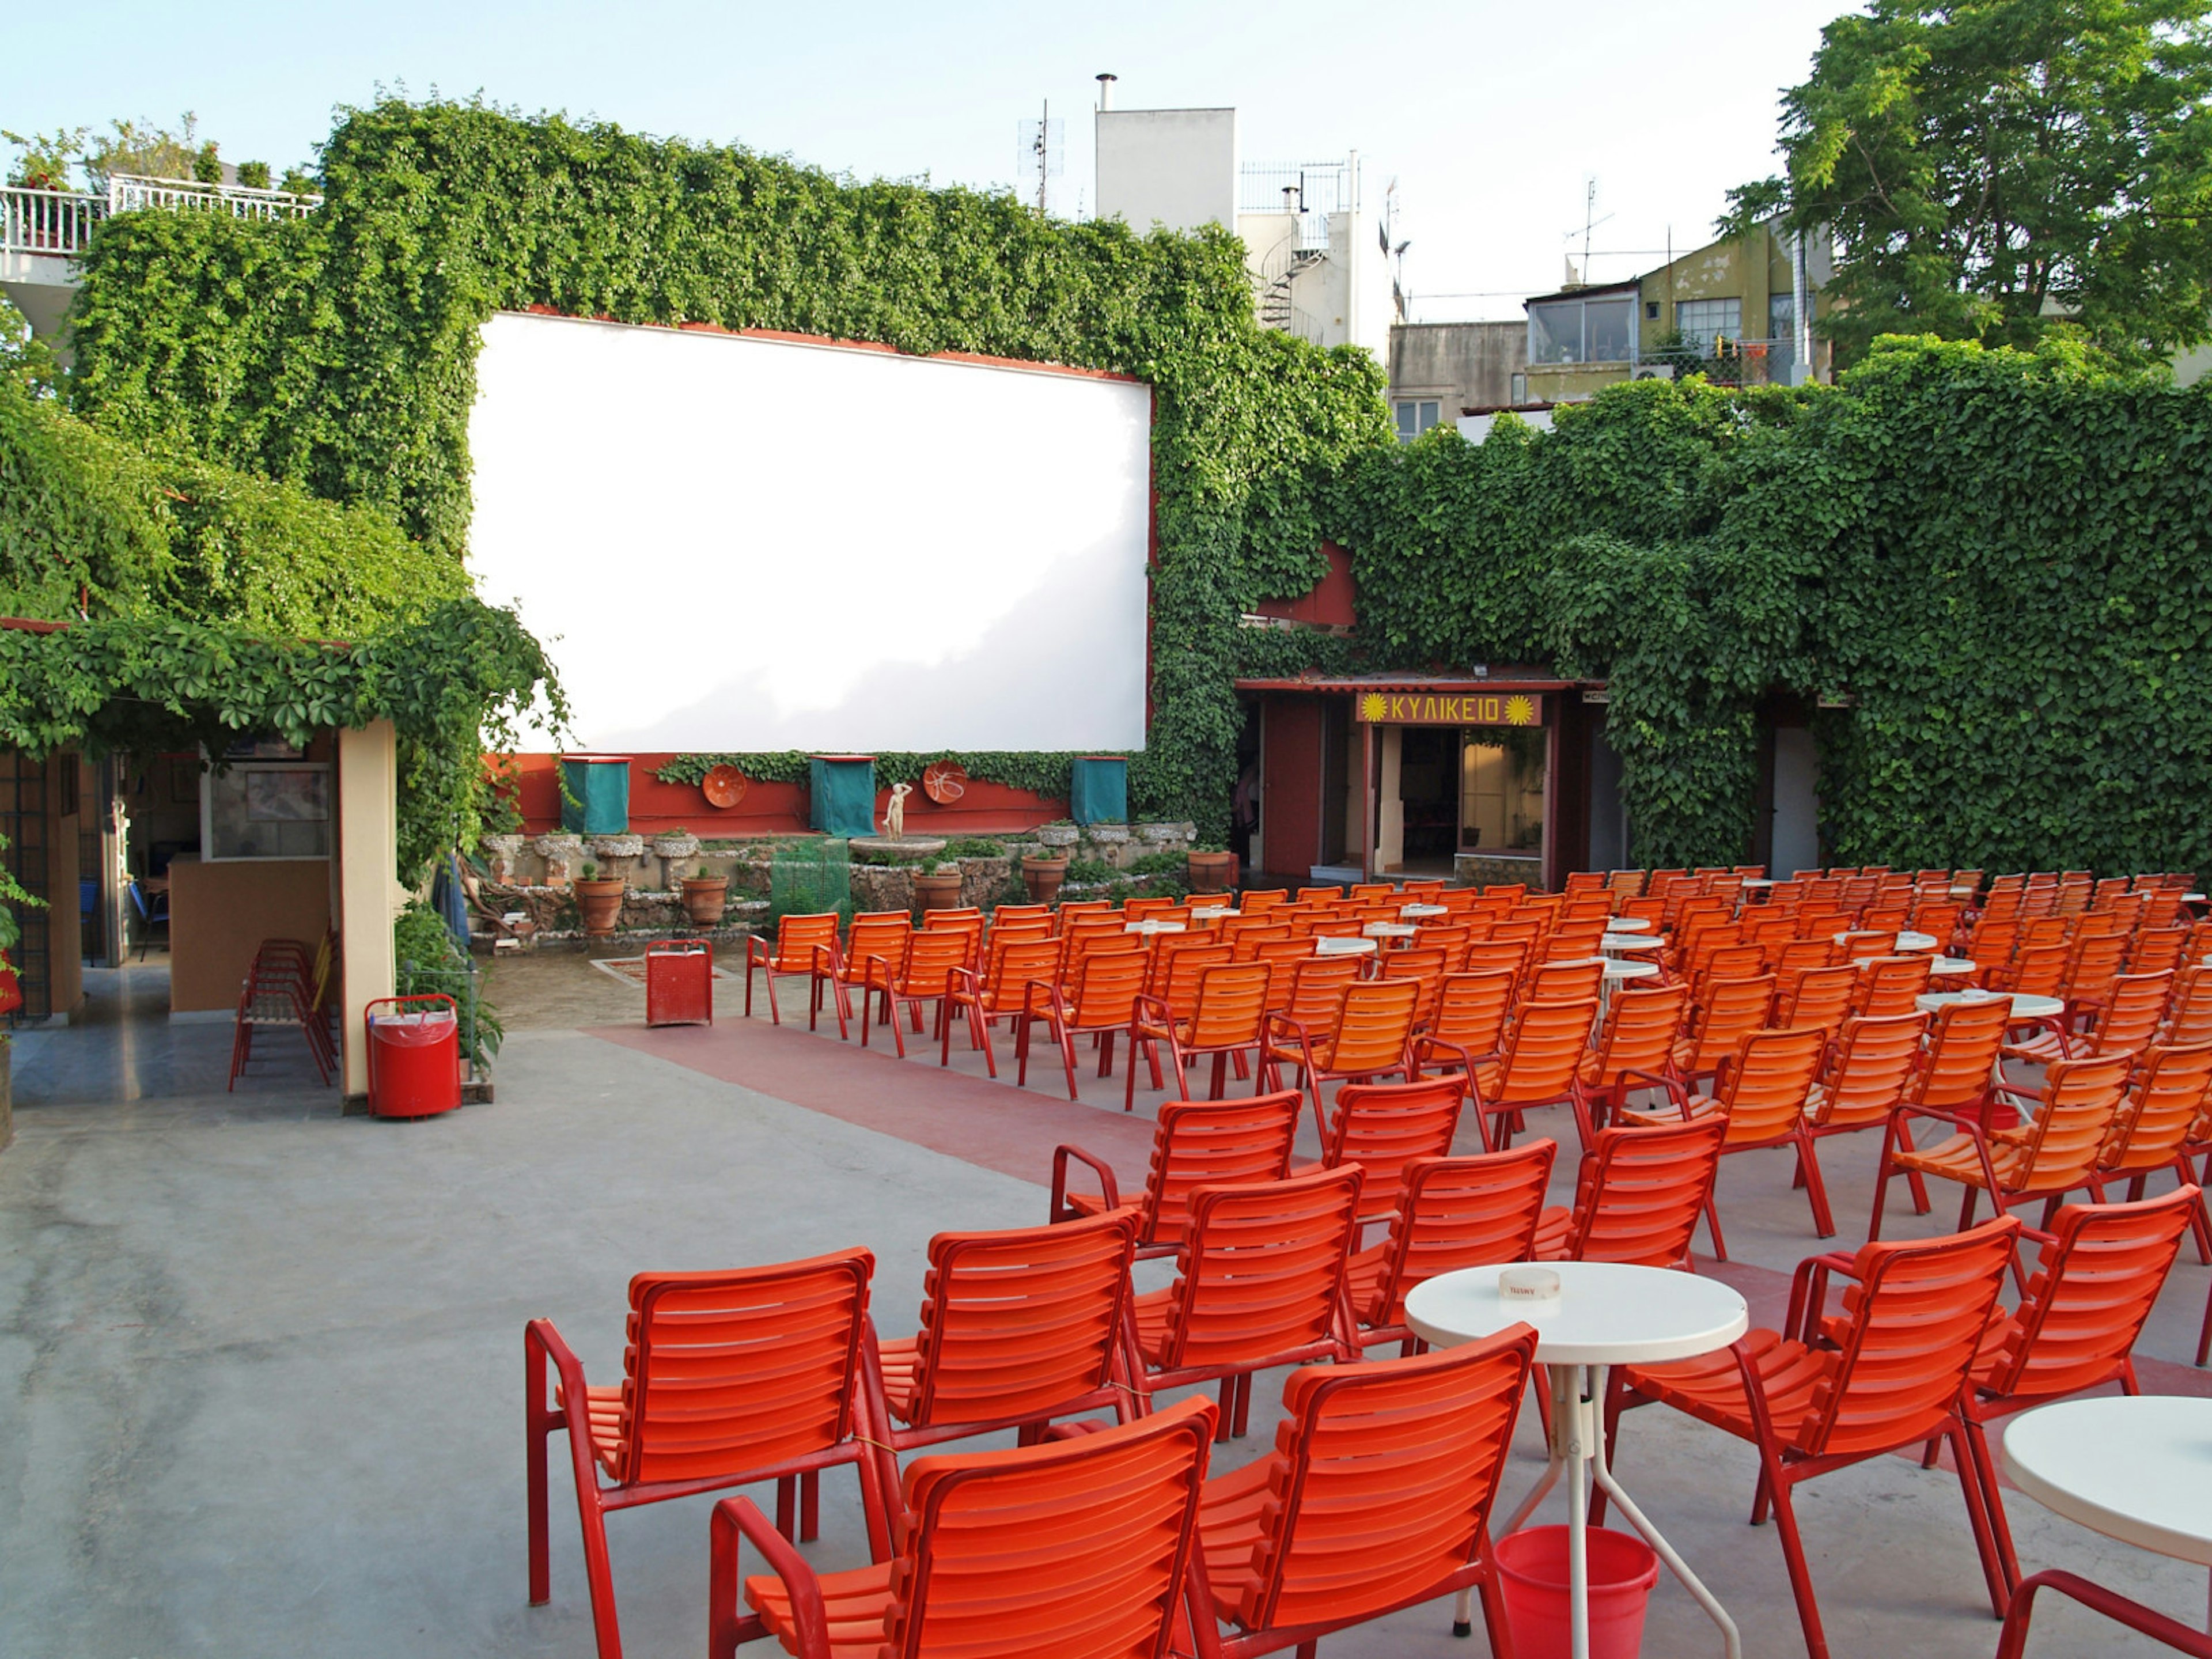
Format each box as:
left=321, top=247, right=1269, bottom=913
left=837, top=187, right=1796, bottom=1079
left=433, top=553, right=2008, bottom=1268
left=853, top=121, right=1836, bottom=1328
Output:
left=1630, top=361, right=1677, bottom=381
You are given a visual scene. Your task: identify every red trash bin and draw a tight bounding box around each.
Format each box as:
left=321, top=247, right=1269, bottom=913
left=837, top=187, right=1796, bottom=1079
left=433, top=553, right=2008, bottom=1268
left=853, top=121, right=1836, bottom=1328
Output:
left=645, top=939, right=714, bottom=1028
left=365, top=994, right=464, bottom=1119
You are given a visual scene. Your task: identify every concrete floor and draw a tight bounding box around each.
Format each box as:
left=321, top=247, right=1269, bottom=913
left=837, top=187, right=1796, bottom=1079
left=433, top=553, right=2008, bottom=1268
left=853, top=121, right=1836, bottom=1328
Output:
left=2, top=955, right=2209, bottom=1657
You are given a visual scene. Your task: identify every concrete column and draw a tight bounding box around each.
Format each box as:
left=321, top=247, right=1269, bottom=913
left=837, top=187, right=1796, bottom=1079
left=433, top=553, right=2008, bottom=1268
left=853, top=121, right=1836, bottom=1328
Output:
left=336, top=722, right=400, bottom=1097
left=1376, top=725, right=1405, bottom=873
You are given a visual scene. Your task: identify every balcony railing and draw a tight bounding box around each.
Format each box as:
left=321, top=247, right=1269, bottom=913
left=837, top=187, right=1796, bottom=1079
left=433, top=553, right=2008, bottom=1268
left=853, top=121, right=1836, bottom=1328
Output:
left=2, top=174, right=321, bottom=259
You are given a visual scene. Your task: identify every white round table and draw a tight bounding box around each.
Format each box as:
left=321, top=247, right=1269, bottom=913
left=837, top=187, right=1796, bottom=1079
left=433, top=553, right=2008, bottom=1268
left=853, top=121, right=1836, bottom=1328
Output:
left=1407, top=1263, right=1749, bottom=1659
left=1315, top=934, right=1377, bottom=957
left=1741, top=877, right=1777, bottom=889
left=1926, top=956, right=1978, bottom=977
left=1363, top=921, right=1418, bottom=941
left=1400, top=902, right=1449, bottom=919
left=1123, top=919, right=1186, bottom=936
left=1600, top=931, right=1665, bottom=954
left=1917, top=988, right=2064, bottom=1021
left=2003, top=1396, right=2212, bottom=1636
left=1605, top=916, right=1655, bottom=934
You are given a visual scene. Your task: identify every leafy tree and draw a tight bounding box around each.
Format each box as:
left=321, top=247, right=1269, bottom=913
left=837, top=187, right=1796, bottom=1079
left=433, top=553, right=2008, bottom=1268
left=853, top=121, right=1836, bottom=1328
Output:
left=1736, top=0, right=2212, bottom=365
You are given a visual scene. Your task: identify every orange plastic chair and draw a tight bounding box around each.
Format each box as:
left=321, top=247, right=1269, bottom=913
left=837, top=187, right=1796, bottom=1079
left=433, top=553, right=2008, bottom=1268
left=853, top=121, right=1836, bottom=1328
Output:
left=2167, top=964, right=2212, bottom=1046
left=942, top=935, right=1060, bottom=1075
left=1143, top=935, right=1233, bottom=1009
left=1674, top=975, right=1775, bottom=1087
left=1052, top=1090, right=1302, bottom=1261
left=1130, top=1166, right=1363, bottom=1440
left=1522, top=957, right=1603, bottom=1004
left=712, top=1395, right=1215, bottom=1659
left=1017, top=946, right=1150, bottom=1099
left=528, top=1249, right=889, bottom=1658
left=1184, top=1333, right=1537, bottom=1659
left=1571, top=982, right=1690, bottom=1138
left=1531, top=1116, right=1727, bottom=1268
left=1411, top=968, right=1519, bottom=1086
left=1128, top=961, right=1274, bottom=1106
left=1261, top=977, right=1419, bottom=1130
left=1854, top=953, right=1933, bottom=1017
left=1959, top=1188, right=2200, bottom=1593
left=834, top=911, right=911, bottom=1032
left=1378, top=944, right=1449, bottom=1026
left=1620, top=1025, right=1831, bottom=1247
left=1775, top=962, right=1859, bottom=1035
left=1605, top=1219, right=2020, bottom=1659
left=1803, top=1011, right=1929, bottom=1186
left=866, top=1211, right=1141, bottom=1482
left=1461, top=937, right=1529, bottom=981
left=2094, top=1044, right=2212, bottom=1263
left=1309, top=1075, right=1465, bottom=1219
left=1296, top=884, right=1343, bottom=904
left=1239, top=889, right=1289, bottom=914
left=1348, top=1142, right=1556, bottom=1354
left=744, top=912, right=847, bottom=1036
left=2004, top=968, right=2172, bottom=1070
left=863, top=928, right=972, bottom=1058
left=1873, top=1052, right=2134, bottom=1250
left=2128, top=925, right=2190, bottom=978
left=1465, top=997, right=1601, bottom=1150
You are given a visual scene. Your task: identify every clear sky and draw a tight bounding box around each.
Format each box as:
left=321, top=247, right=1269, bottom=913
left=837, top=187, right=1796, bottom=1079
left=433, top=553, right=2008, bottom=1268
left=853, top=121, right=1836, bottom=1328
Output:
left=7, top=0, right=1843, bottom=321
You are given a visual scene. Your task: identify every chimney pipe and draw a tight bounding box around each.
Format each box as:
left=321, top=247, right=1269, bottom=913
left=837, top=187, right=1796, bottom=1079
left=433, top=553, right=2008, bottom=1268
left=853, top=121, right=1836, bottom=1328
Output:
left=1096, top=73, right=1116, bottom=111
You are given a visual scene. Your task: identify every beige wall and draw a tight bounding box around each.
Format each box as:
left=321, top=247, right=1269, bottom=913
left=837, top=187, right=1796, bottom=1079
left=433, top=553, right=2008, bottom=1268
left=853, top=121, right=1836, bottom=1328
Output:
left=336, top=722, right=400, bottom=1096
left=167, top=856, right=331, bottom=1013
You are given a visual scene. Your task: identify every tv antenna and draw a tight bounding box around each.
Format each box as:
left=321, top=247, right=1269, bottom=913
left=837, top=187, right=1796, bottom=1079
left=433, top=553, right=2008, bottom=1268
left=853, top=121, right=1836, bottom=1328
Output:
left=1563, top=176, right=1613, bottom=283
left=1018, top=101, right=1063, bottom=217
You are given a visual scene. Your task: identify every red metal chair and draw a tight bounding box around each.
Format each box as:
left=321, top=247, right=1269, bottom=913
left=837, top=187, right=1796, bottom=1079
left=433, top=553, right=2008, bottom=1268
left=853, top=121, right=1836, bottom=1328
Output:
left=1128, top=960, right=1273, bottom=1107
left=1051, top=1091, right=1302, bottom=1261
left=1306, top=1075, right=1466, bottom=1220
left=1017, top=946, right=1149, bottom=1099
left=744, top=913, right=849, bottom=1035
left=1993, top=1571, right=2212, bottom=1659
left=1184, top=1331, right=1538, bottom=1659
left=712, top=1394, right=1216, bottom=1659
left=1605, top=1218, right=2021, bottom=1659
left=527, top=1250, right=889, bottom=1659
left=1347, top=1142, right=1556, bottom=1355
left=1959, top=1187, right=2200, bottom=1592
left=1532, top=1116, right=1726, bottom=1268
left=1130, top=1166, right=1363, bottom=1441
left=865, top=1211, right=1142, bottom=1485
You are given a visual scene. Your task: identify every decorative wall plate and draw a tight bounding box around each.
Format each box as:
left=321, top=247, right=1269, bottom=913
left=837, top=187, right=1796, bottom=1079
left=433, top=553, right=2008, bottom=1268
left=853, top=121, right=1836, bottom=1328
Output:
left=700, top=764, right=749, bottom=809
left=921, top=761, right=968, bottom=804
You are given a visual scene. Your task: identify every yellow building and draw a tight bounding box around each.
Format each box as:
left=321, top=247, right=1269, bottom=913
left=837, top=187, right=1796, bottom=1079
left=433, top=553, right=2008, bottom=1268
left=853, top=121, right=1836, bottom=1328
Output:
left=1521, top=220, right=1835, bottom=404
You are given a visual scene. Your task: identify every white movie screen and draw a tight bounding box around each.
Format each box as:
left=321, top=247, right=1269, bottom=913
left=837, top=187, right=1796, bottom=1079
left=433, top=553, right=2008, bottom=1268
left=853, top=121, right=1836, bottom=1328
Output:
left=466, top=310, right=1153, bottom=752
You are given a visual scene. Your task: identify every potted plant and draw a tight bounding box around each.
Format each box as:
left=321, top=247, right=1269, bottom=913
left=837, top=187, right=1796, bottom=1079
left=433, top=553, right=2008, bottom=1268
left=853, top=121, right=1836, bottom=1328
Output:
left=1037, top=820, right=1080, bottom=849
left=680, top=871, right=728, bottom=926
left=573, top=861, right=627, bottom=936
left=1186, top=843, right=1237, bottom=894
left=1020, top=849, right=1070, bottom=905
left=914, top=862, right=965, bottom=912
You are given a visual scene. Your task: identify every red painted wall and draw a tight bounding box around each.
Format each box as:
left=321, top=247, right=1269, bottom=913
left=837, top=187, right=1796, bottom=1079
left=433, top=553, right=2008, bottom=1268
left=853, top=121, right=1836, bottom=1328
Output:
left=1260, top=698, right=1324, bottom=878
left=505, top=753, right=1067, bottom=838
left=1254, top=541, right=1357, bottom=630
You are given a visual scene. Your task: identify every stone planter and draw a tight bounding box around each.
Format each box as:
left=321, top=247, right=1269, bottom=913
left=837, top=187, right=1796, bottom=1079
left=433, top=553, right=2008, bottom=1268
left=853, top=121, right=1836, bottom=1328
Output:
left=914, top=870, right=965, bottom=912
left=1021, top=854, right=1070, bottom=906
left=1088, top=823, right=1131, bottom=846
left=534, top=832, right=585, bottom=888
left=1187, top=851, right=1237, bottom=893
left=652, top=832, right=700, bottom=861
left=575, top=877, right=627, bottom=936
left=1037, top=822, right=1080, bottom=849
left=680, top=876, right=729, bottom=926
left=482, top=834, right=526, bottom=882
left=1137, top=822, right=1187, bottom=842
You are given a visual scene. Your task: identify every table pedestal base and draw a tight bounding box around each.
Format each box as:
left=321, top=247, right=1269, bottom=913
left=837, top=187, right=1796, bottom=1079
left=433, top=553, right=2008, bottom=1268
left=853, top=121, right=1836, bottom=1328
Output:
left=1454, top=1364, right=1741, bottom=1659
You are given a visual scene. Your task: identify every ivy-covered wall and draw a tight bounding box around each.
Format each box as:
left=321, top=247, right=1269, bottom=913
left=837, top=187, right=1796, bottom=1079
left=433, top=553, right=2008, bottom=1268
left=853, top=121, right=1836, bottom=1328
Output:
left=55, top=100, right=2212, bottom=875
left=64, top=98, right=1391, bottom=836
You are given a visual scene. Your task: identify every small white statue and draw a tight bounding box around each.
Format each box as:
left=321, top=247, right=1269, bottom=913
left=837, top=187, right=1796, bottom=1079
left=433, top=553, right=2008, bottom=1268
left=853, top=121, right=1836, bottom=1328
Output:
left=884, top=781, right=914, bottom=841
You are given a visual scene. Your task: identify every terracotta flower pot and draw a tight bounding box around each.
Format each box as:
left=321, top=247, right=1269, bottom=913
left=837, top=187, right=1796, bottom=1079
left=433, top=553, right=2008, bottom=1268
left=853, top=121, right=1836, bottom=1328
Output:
left=1186, top=851, right=1236, bottom=893
left=574, top=877, right=627, bottom=936
left=1021, top=854, right=1069, bottom=906
left=914, top=870, right=965, bottom=912
left=680, top=876, right=728, bottom=926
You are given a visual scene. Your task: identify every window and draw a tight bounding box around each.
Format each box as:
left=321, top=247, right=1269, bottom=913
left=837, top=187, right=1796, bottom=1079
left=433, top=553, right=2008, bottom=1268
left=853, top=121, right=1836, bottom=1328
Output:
left=1768, top=293, right=1798, bottom=379
left=202, top=763, right=332, bottom=860
left=1393, top=399, right=1441, bottom=441
left=1460, top=727, right=1547, bottom=853
left=1673, top=297, right=1742, bottom=356
left=1527, top=293, right=1638, bottom=365
left=1645, top=300, right=1661, bottom=320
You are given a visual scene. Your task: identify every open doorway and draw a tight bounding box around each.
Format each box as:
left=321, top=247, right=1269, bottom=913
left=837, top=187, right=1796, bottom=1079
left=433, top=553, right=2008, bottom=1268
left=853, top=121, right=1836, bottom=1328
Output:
left=1393, top=727, right=1459, bottom=875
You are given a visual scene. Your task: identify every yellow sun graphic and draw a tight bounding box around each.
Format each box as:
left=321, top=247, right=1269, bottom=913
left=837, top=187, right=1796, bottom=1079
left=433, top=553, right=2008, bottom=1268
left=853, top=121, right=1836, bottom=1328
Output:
left=1358, top=692, right=1390, bottom=723
left=1504, top=695, right=1537, bottom=726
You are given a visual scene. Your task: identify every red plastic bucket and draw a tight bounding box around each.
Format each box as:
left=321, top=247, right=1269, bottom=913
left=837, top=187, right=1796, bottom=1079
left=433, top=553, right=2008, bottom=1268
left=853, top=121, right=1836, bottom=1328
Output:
left=1495, top=1524, right=1660, bottom=1659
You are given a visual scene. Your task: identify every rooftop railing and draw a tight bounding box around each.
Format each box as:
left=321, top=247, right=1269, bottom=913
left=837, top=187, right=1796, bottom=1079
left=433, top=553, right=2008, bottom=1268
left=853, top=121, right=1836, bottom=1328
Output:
left=2, top=173, right=321, bottom=259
